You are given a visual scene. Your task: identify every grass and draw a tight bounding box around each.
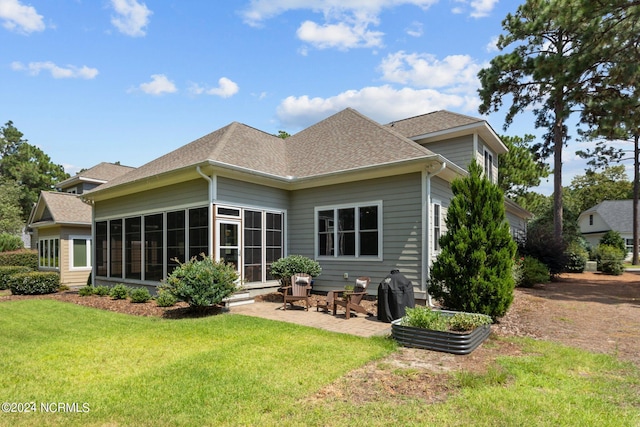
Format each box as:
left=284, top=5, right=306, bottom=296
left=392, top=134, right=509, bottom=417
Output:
left=1, top=300, right=639, bottom=426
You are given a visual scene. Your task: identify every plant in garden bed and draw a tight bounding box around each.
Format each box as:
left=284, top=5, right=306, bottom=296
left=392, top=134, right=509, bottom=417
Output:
left=110, top=284, right=130, bottom=300
left=159, top=255, right=239, bottom=309
left=400, top=306, right=492, bottom=333
left=129, top=287, right=152, bottom=303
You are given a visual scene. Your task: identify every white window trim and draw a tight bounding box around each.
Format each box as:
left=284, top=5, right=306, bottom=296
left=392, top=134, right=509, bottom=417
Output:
left=314, top=200, right=383, bottom=261
left=432, top=200, right=442, bottom=254
left=69, top=235, right=92, bottom=271
left=38, top=238, right=59, bottom=270
left=483, top=148, right=494, bottom=183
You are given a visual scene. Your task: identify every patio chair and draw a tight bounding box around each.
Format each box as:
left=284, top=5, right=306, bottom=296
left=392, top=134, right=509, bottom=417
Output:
left=332, top=276, right=372, bottom=319
left=282, top=273, right=312, bottom=311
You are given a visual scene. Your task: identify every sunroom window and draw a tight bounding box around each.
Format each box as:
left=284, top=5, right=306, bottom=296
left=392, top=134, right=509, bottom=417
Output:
left=316, top=202, right=381, bottom=259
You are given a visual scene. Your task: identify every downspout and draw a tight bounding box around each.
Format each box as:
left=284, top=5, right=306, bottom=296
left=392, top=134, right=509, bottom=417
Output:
left=423, top=161, right=446, bottom=307
left=196, top=166, right=216, bottom=258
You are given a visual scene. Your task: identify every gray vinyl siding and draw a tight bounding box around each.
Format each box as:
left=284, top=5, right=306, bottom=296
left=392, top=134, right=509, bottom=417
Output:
left=94, top=179, right=209, bottom=220
left=288, top=173, right=423, bottom=294
left=216, top=177, right=290, bottom=211
left=417, top=135, right=474, bottom=170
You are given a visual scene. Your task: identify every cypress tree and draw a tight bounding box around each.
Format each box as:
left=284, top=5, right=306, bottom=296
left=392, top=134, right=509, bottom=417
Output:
left=430, top=160, right=517, bottom=319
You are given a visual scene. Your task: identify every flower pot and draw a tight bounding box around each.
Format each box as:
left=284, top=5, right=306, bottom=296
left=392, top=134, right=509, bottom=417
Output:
left=391, top=310, right=491, bottom=355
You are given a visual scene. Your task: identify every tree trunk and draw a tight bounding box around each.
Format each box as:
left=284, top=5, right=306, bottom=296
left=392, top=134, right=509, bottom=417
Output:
left=553, top=102, right=564, bottom=242
left=633, top=134, right=639, bottom=265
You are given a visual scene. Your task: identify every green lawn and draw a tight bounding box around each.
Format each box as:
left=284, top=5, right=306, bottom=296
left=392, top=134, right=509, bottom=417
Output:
left=0, top=299, right=638, bottom=426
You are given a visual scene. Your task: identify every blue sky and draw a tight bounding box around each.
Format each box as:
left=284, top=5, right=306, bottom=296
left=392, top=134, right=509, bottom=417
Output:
left=1, top=0, right=616, bottom=195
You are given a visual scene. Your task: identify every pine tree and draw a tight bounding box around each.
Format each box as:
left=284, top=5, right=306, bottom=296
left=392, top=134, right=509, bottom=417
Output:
left=430, top=161, right=517, bottom=319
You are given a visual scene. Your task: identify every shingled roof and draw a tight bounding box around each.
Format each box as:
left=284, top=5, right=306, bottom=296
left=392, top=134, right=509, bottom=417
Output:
left=584, top=200, right=639, bottom=233
left=29, top=192, right=91, bottom=228
left=57, top=162, right=135, bottom=190
left=385, top=110, right=484, bottom=138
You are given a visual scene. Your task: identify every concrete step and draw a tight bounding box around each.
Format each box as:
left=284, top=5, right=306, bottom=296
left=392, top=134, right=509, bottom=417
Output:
left=223, top=292, right=255, bottom=307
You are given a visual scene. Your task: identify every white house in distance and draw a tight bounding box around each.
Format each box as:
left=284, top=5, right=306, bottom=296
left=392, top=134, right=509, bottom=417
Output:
left=28, top=162, right=135, bottom=286
left=80, top=108, right=530, bottom=299
left=579, top=199, right=639, bottom=259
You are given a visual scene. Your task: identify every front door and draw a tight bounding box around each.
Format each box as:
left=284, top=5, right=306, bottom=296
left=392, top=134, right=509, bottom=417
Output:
left=216, top=220, right=241, bottom=277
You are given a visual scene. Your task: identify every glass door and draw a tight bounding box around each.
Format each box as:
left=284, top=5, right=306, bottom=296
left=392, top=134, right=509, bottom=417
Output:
left=216, top=220, right=241, bottom=276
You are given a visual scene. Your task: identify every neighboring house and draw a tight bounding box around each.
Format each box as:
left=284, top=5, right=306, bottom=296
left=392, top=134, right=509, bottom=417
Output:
left=579, top=200, right=639, bottom=258
left=81, top=108, right=529, bottom=299
left=28, top=162, right=135, bottom=286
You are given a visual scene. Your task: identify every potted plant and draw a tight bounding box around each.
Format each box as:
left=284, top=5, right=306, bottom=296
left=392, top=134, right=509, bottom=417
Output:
left=391, top=306, right=492, bottom=354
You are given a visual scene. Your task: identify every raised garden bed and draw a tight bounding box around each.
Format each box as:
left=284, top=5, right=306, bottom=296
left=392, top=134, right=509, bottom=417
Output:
left=391, top=310, right=491, bottom=355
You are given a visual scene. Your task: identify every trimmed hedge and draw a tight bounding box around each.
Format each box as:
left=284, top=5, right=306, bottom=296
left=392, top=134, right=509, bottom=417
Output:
left=0, top=250, right=38, bottom=269
left=0, top=266, right=32, bottom=290
left=8, top=271, right=60, bottom=295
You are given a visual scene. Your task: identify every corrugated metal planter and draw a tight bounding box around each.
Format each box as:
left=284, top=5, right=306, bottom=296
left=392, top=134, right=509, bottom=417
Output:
left=391, top=311, right=491, bottom=355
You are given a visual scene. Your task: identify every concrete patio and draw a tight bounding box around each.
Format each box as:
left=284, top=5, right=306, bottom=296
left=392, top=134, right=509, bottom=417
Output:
left=229, top=301, right=392, bottom=337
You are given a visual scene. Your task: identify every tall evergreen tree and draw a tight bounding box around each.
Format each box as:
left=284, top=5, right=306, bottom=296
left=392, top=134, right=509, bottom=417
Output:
left=430, top=161, right=517, bottom=319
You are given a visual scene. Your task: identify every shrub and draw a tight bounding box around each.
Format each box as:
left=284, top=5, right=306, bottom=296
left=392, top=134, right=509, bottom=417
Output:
left=155, top=289, right=177, bottom=307
left=129, top=287, right=152, bottom=303
left=270, top=255, right=321, bottom=286
left=160, top=256, right=239, bottom=308
left=0, top=266, right=31, bottom=290
left=596, top=244, right=625, bottom=275
left=94, top=285, right=111, bottom=296
left=520, top=224, right=567, bottom=278
left=109, top=284, right=130, bottom=300
left=599, top=230, right=627, bottom=254
left=78, top=286, right=95, bottom=296
left=8, top=271, right=60, bottom=295
left=564, top=240, right=588, bottom=273
left=0, top=249, right=38, bottom=269
left=0, top=233, right=24, bottom=252
left=448, top=312, right=492, bottom=332
left=519, top=256, right=550, bottom=287
left=401, top=306, right=448, bottom=331
left=430, top=161, right=517, bottom=319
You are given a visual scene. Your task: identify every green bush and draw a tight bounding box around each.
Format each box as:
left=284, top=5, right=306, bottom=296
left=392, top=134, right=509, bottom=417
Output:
left=596, top=244, right=625, bottom=275
left=78, top=286, right=95, bottom=296
left=0, top=249, right=38, bottom=269
left=155, top=289, right=178, bottom=307
left=429, top=161, right=517, bottom=319
left=160, top=256, right=239, bottom=308
left=8, top=271, right=60, bottom=295
left=519, top=256, right=550, bottom=288
left=0, top=233, right=24, bottom=252
left=109, top=284, right=130, bottom=300
left=600, top=230, right=627, bottom=254
left=564, top=240, right=588, bottom=273
left=94, top=285, right=110, bottom=296
left=129, top=287, right=152, bottom=303
left=448, top=312, right=492, bottom=332
left=0, top=266, right=31, bottom=290
left=270, top=255, right=322, bottom=286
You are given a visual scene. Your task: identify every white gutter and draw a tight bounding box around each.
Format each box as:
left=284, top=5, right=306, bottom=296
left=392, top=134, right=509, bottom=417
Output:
left=422, top=161, right=447, bottom=307
left=196, top=166, right=216, bottom=259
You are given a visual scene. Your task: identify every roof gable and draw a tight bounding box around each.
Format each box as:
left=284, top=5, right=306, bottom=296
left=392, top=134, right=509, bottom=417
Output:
left=584, top=200, right=637, bottom=233
left=57, top=162, right=135, bottom=190
left=286, top=108, right=435, bottom=178
left=29, top=192, right=91, bottom=227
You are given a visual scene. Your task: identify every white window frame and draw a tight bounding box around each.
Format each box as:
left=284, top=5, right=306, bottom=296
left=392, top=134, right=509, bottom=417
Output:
left=433, top=201, right=442, bottom=252
left=38, top=237, right=59, bottom=270
left=69, top=235, right=92, bottom=270
left=314, top=201, right=383, bottom=261
left=484, top=149, right=494, bottom=183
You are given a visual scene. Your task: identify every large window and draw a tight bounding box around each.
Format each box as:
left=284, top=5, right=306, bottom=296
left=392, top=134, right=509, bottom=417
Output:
left=265, top=212, right=283, bottom=280
left=316, top=202, right=381, bottom=259
left=70, top=236, right=91, bottom=269
left=95, top=221, right=107, bottom=276
left=110, top=220, right=123, bottom=278
left=39, top=238, right=59, bottom=268
left=145, top=214, right=163, bottom=281
left=244, top=210, right=262, bottom=283
left=188, top=207, right=209, bottom=259
left=125, top=217, right=142, bottom=280
left=167, top=210, right=186, bottom=274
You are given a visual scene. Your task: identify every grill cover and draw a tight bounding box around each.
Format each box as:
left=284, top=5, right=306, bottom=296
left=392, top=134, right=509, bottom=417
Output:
left=377, top=270, right=416, bottom=323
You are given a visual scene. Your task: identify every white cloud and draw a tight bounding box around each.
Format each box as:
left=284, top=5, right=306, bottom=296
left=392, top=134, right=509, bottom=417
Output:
left=189, top=77, right=239, bottom=98
left=485, top=35, right=499, bottom=52
left=469, top=0, right=498, bottom=18
left=11, top=61, right=99, bottom=79
left=241, top=1, right=438, bottom=50
left=110, top=0, right=152, bottom=37
left=136, top=74, right=177, bottom=95
left=297, top=19, right=383, bottom=50
left=405, top=21, right=423, bottom=38
left=378, top=51, right=481, bottom=90
left=0, top=0, right=45, bottom=34
left=276, top=84, right=479, bottom=130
